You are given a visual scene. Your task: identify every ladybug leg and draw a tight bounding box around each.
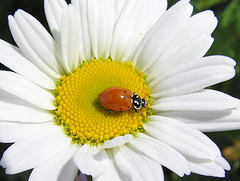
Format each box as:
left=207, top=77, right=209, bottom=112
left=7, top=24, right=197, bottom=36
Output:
left=134, top=107, right=138, bottom=113
left=134, top=107, right=144, bottom=116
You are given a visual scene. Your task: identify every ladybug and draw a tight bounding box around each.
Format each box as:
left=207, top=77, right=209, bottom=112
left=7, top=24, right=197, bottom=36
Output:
left=98, top=87, right=147, bottom=113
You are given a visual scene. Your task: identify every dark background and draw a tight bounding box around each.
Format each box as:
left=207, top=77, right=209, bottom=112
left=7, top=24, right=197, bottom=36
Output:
left=0, top=0, right=240, bottom=180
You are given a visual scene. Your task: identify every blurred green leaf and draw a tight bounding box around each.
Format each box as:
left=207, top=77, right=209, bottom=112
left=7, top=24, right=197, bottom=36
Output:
left=222, top=0, right=240, bottom=32
left=191, top=0, right=228, bottom=10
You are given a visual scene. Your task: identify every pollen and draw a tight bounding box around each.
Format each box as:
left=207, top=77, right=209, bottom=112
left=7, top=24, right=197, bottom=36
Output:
left=54, top=59, right=151, bottom=144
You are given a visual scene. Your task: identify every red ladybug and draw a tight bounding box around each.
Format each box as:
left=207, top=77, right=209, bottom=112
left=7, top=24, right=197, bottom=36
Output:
left=98, top=87, right=147, bottom=113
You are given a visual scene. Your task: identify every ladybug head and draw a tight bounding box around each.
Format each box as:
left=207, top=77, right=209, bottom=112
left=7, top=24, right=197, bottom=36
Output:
left=141, top=99, right=147, bottom=108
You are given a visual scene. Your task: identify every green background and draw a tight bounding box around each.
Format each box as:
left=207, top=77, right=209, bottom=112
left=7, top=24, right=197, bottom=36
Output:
left=0, top=0, right=240, bottom=180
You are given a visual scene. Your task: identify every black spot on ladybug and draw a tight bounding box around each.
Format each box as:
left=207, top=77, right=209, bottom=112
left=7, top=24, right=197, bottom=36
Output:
left=119, top=108, right=122, bottom=110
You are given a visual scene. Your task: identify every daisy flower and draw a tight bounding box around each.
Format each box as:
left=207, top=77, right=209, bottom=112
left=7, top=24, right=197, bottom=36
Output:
left=1, top=0, right=240, bottom=180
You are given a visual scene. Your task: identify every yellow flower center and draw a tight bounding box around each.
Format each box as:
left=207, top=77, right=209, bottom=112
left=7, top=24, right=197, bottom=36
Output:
left=54, top=59, right=151, bottom=144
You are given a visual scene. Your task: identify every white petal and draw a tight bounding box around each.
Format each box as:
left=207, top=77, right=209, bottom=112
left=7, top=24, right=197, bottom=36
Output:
left=144, top=116, right=222, bottom=160
left=188, top=156, right=230, bottom=177
left=214, top=156, right=230, bottom=170
left=0, top=125, right=71, bottom=174
left=14, top=10, right=64, bottom=74
left=102, top=134, right=133, bottom=149
left=87, top=0, right=116, bottom=59
left=163, top=108, right=240, bottom=132
left=186, top=10, right=217, bottom=35
left=128, top=146, right=165, bottom=181
left=0, top=40, right=55, bottom=90
left=73, top=144, right=109, bottom=177
left=144, top=119, right=231, bottom=175
left=0, top=122, right=51, bottom=143
left=168, top=10, right=217, bottom=54
left=140, top=156, right=164, bottom=181
left=112, top=145, right=164, bottom=181
left=0, top=90, right=53, bottom=123
left=151, top=55, right=236, bottom=97
left=71, top=0, right=92, bottom=60
left=29, top=144, right=78, bottom=181
left=129, top=133, right=190, bottom=177
left=152, top=89, right=240, bottom=111
left=189, top=121, right=240, bottom=132
left=142, top=0, right=167, bottom=29
left=134, top=0, right=192, bottom=70
left=111, top=0, right=167, bottom=62
left=44, top=0, right=68, bottom=44
left=145, top=10, right=217, bottom=81
left=60, top=5, right=81, bottom=73
left=0, top=71, right=55, bottom=110
left=94, top=151, right=122, bottom=181
left=9, top=11, right=62, bottom=78
left=147, top=34, right=213, bottom=83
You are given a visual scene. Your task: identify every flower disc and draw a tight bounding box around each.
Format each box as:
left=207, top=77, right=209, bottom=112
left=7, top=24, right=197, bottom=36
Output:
left=54, top=59, right=151, bottom=144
